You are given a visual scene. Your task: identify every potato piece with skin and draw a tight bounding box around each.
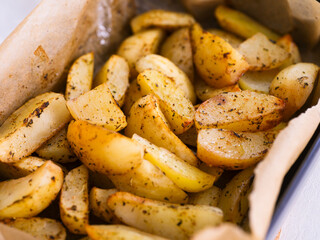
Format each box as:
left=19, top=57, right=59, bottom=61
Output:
left=93, top=55, right=129, bottom=107
left=195, top=90, right=285, bottom=132
left=60, top=165, right=89, bottom=234
left=2, top=217, right=66, bottom=240
left=67, top=83, right=127, bottom=132
left=198, top=163, right=224, bottom=181
left=0, top=92, right=71, bottom=163
left=67, top=120, right=143, bottom=175
left=160, top=27, right=194, bottom=81
left=130, top=9, right=195, bottom=34
left=109, top=160, right=188, bottom=204
left=238, top=33, right=289, bottom=71
left=270, top=63, right=319, bottom=120
left=123, top=79, right=144, bottom=115
left=125, top=94, right=198, bottom=166
left=0, top=161, right=63, bottom=219
left=136, top=54, right=196, bottom=104
left=117, top=29, right=165, bottom=77
left=137, top=70, right=195, bottom=134
left=86, top=224, right=168, bottom=240
left=107, top=192, right=223, bottom=240
left=65, top=52, right=94, bottom=101
left=277, top=34, right=301, bottom=70
left=197, top=128, right=278, bottom=170
left=132, top=134, right=215, bottom=192
left=191, top=24, right=249, bottom=88
left=208, top=28, right=243, bottom=48
left=188, top=186, right=222, bottom=207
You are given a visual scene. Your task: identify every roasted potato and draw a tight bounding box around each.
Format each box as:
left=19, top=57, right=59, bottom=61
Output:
left=160, top=27, right=194, bottom=81
left=188, top=186, right=222, bottom=207
left=125, top=94, right=198, bottom=166
left=65, top=52, right=94, bottom=101
left=0, top=92, right=71, bottom=163
left=269, top=63, right=319, bottom=120
left=0, top=161, right=63, bottom=219
left=135, top=54, right=196, bottom=104
left=195, top=90, right=285, bottom=132
left=191, top=23, right=249, bottom=88
left=93, top=55, right=129, bottom=107
left=108, top=192, right=223, bottom=240
left=277, top=34, right=301, bottom=69
left=130, top=9, right=195, bottom=34
left=197, top=128, right=278, bottom=170
left=67, top=120, right=144, bottom=175
left=208, top=28, right=243, bottom=48
left=198, top=162, right=224, bottom=181
left=123, top=79, right=144, bottom=115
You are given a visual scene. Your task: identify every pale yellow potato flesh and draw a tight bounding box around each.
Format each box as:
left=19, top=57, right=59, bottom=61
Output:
left=123, top=79, right=144, bottom=115
left=130, top=9, right=195, bottom=34
left=208, top=28, right=243, bottom=48
left=0, top=161, right=63, bottom=219
left=67, top=83, right=127, bottom=132
left=107, top=192, right=223, bottom=240
left=0, top=92, right=71, bottom=163
left=67, top=120, right=144, bottom=175
left=195, top=90, right=285, bottom=132
left=277, top=34, right=301, bottom=70
left=125, top=94, right=198, bottom=166
left=197, top=128, right=278, bottom=170
left=188, top=186, right=222, bottom=207
left=93, top=55, right=129, bottom=107
left=191, top=24, right=249, bottom=88
left=65, top=52, right=94, bottom=101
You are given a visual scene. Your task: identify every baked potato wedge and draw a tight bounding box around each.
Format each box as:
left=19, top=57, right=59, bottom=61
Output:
left=67, top=83, right=127, bottom=132
left=197, top=128, right=278, bottom=170
left=107, top=192, right=223, bottom=240
left=93, top=55, right=129, bottom=107
left=198, top=163, right=224, bottom=181
left=130, top=9, right=195, bottom=34
left=0, top=92, right=71, bottom=163
left=188, top=186, right=222, bottom=207
left=65, top=52, right=94, bottom=101
left=0, top=161, right=63, bottom=219
left=191, top=23, right=249, bottom=88
left=67, top=120, right=144, bottom=175
left=195, top=90, right=285, bottom=132
left=123, top=79, right=144, bottom=115
left=277, top=34, right=301, bottom=69
left=125, top=94, right=198, bottom=166
left=208, top=28, right=243, bottom=48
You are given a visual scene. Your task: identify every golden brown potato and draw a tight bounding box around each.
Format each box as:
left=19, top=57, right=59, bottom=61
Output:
left=117, top=29, right=165, bottom=77
left=0, top=92, right=71, bottom=163
left=65, top=52, right=94, bottom=101
left=130, top=9, right=195, bottom=34
left=197, top=128, right=278, bottom=170
left=195, top=90, right=285, bottom=132
left=270, top=63, right=319, bottom=120
left=188, top=186, right=222, bottom=207
left=198, top=163, right=224, bottom=181
left=191, top=23, right=249, bottom=88
left=238, top=33, right=289, bottom=71
left=276, top=34, right=301, bottom=69
left=125, top=95, right=198, bottom=166
left=67, top=120, right=144, bottom=175
left=160, top=27, right=194, bottom=81
left=93, top=55, right=129, bottom=107
left=208, top=28, right=243, bottom=48
left=123, top=79, right=144, bottom=115
left=67, top=83, right=127, bottom=132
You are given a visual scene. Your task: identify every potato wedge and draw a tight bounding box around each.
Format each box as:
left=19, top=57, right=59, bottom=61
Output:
left=132, top=134, right=214, bottom=192
left=136, top=70, right=195, bottom=134
left=198, top=163, right=224, bottom=181
left=191, top=23, right=249, bottom=88
left=130, top=9, right=195, bottom=34
left=125, top=95, right=198, bottom=166
left=277, top=34, right=301, bottom=69
left=269, top=63, right=319, bottom=120
left=109, top=160, right=188, bottom=204
left=36, top=127, right=77, bottom=163
left=0, top=92, right=71, bottom=163
left=2, top=217, right=66, bottom=240
left=65, top=52, right=94, bottom=101
left=86, top=224, right=168, bottom=240
left=214, top=5, right=280, bottom=41
left=107, top=192, right=223, bottom=240
left=177, top=124, right=198, bottom=147
left=208, top=28, right=243, bottom=48
left=67, top=120, right=143, bottom=175
left=93, top=55, right=129, bottom=107
left=218, top=167, right=254, bottom=224
left=123, top=79, right=144, bottom=115
left=136, top=54, right=196, bottom=104
left=195, top=90, right=285, bottom=132
left=117, top=29, right=165, bottom=77
left=160, top=27, right=194, bottom=81
left=0, top=161, right=63, bottom=219
left=197, top=128, right=278, bottom=170
left=89, top=187, right=119, bottom=224
left=238, top=33, right=289, bottom=71
left=188, top=186, right=222, bottom=207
